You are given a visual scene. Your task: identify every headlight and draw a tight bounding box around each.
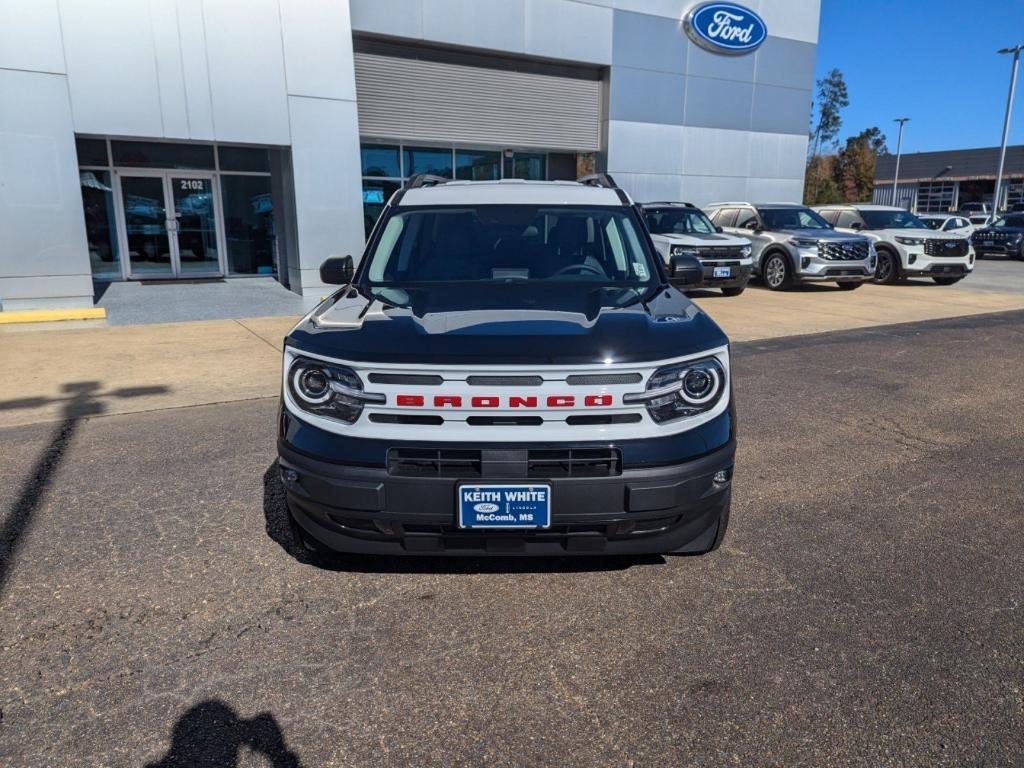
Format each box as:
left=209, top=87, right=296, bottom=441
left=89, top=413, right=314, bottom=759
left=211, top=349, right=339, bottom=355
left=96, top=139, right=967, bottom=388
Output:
left=739, top=245, right=752, bottom=258
left=789, top=238, right=818, bottom=249
left=671, top=244, right=700, bottom=257
left=287, top=356, right=383, bottom=424
left=624, top=357, right=727, bottom=423
left=895, top=236, right=924, bottom=246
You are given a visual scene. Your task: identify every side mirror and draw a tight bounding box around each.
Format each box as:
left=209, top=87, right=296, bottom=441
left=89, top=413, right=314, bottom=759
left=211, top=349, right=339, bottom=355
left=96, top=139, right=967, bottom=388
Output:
left=320, top=255, right=354, bottom=285
left=850, top=221, right=863, bottom=231
left=742, top=219, right=760, bottom=232
left=668, top=254, right=704, bottom=288
left=715, top=225, right=724, bottom=233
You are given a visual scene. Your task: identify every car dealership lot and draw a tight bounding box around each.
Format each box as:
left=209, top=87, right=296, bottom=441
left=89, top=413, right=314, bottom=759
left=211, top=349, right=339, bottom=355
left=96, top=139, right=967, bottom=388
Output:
left=2, top=308, right=1023, bottom=766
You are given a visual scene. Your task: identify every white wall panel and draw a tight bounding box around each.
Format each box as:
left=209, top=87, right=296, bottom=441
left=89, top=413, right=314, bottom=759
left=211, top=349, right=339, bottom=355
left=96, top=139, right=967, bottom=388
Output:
left=149, top=0, right=190, bottom=138
left=175, top=0, right=215, bottom=140
left=202, top=0, right=290, bottom=144
left=0, top=69, right=92, bottom=308
left=745, top=176, right=803, bottom=203
left=682, top=126, right=751, bottom=178
left=288, top=95, right=365, bottom=295
left=613, top=172, right=685, bottom=204
left=525, top=0, right=612, bottom=64
left=0, top=0, right=65, bottom=73
left=748, top=131, right=808, bottom=179
left=280, top=0, right=358, bottom=101
left=679, top=174, right=749, bottom=207
left=607, top=121, right=684, bottom=175
left=350, top=0, right=424, bottom=40
left=60, top=0, right=164, bottom=136
left=421, top=0, right=526, bottom=54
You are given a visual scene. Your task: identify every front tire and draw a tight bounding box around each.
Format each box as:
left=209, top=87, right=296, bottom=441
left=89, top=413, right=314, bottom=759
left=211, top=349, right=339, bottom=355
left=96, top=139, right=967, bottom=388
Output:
left=873, top=248, right=899, bottom=284
left=836, top=281, right=862, bottom=291
left=761, top=253, right=792, bottom=291
left=721, top=285, right=745, bottom=297
left=932, top=276, right=963, bottom=286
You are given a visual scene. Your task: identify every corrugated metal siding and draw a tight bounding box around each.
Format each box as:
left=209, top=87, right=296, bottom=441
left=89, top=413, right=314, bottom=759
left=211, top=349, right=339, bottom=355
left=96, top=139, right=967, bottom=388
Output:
left=354, top=52, right=601, bottom=151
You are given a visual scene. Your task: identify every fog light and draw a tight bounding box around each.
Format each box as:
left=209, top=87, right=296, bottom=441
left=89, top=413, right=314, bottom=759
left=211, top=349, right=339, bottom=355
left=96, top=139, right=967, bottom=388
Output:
left=908, top=254, right=917, bottom=265
left=801, top=257, right=811, bottom=269
left=283, top=468, right=299, bottom=484
left=713, top=468, right=731, bottom=485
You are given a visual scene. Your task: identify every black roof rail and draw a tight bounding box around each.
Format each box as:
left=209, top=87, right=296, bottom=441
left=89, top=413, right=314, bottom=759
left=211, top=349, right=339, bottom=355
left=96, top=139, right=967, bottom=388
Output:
left=406, top=173, right=450, bottom=189
left=640, top=200, right=697, bottom=208
left=576, top=173, right=619, bottom=189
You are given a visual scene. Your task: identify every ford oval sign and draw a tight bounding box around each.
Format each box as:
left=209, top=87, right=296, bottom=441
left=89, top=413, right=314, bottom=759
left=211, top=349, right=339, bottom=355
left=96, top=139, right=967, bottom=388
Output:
left=684, top=2, right=767, bottom=55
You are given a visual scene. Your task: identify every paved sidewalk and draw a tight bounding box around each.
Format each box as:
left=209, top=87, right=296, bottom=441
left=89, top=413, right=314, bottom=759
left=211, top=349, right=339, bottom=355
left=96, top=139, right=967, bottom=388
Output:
left=3, top=283, right=1024, bottom=428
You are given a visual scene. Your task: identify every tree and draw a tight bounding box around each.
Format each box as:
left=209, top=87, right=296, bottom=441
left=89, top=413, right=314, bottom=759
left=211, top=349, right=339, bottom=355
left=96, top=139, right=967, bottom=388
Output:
left=836, top=127, right=888, bottom=202
left=806, top=69, right=849, bottom=202
left=810, top=69, right=850, bottom=157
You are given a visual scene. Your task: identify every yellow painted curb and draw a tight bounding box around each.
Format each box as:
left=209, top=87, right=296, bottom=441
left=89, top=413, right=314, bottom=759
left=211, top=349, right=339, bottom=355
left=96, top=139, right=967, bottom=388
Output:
left=0, top=307, right=106, bottom=324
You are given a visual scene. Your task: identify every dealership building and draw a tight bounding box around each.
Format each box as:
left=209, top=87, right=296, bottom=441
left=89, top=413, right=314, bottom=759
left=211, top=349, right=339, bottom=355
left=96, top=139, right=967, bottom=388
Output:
left=0, top=0, right=819, bottom=310
left=872, top=144, right=1024, bottom=213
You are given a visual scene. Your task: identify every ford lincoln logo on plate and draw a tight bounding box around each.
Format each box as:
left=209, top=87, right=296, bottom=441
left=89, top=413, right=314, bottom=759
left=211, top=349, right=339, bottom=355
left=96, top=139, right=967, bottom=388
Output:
left=684, top=2, right=767, bottom=55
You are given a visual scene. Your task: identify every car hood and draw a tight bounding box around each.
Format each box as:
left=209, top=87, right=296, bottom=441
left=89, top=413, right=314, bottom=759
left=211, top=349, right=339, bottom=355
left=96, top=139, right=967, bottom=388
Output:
left=974, top=227, right=1024, bottom=235
left=286, top=285, right=728, bottom=365
left=776, top=228, right=867, bottom=241
left=654, top=232, right=749, bottom=245
left=870, top=227, right=963, bottom=239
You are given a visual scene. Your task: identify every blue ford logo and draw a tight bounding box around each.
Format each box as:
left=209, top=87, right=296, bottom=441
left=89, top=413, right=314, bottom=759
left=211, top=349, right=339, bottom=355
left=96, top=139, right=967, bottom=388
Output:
left=684, top=2, right=767, bottom=55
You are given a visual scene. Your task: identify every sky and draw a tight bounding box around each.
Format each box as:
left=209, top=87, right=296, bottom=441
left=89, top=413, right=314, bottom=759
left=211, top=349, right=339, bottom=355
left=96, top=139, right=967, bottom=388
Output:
left=814, top=0, right=1024, bottom=154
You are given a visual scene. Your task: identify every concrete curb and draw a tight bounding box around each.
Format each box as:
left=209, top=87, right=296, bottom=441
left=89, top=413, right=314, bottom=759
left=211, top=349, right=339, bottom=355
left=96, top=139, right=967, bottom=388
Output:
left=0, top=308, right=107, bottom=324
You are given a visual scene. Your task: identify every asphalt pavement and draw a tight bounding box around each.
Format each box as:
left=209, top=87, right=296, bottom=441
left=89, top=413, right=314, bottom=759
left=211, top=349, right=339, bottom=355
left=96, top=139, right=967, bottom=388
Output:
left=2, top=312, right=1023, bottom=766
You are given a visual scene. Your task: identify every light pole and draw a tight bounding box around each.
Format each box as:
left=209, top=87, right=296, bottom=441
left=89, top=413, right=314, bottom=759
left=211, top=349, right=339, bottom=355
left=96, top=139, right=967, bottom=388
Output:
left=891, top=117, right=910, bottom=207
left=992, top=44, right=1022, bottom=218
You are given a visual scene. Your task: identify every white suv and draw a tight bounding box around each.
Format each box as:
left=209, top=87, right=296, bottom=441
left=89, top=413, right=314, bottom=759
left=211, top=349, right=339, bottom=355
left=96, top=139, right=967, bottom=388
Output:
left=640, top=202, right=753, bottom=296
left=815, top=204, right=974, bottom=286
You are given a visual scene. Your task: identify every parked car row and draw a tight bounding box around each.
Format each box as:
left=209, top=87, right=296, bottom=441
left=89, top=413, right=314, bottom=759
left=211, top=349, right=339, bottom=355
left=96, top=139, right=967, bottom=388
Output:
left=637, top=199, right=985, bottom=297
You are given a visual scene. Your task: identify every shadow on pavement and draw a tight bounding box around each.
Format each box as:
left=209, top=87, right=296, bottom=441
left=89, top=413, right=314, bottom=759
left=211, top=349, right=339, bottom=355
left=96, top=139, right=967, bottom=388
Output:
left=262, top=462, right=665, bottom=574
left=145, top=699, right=302, bottom=768
left=0, top=381, right=170, bottom=597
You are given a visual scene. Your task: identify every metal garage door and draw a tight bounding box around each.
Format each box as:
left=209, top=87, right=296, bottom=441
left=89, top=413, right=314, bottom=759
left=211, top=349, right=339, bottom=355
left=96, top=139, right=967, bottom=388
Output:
left=354, top=48, right=602, bottom=152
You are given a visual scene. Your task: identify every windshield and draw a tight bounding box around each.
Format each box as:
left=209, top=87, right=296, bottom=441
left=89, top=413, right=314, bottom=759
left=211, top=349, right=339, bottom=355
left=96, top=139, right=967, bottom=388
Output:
left=760, top=207, right=831, bottom=230
left=644, top=207, right=716, bottom=235
left=860, top=210, right=926, bottom=229
left=363, top=206, right=659, bottom=288
left=920, top=218, right=944, bottom=230
left=992, top=214, right=1024, bottom=228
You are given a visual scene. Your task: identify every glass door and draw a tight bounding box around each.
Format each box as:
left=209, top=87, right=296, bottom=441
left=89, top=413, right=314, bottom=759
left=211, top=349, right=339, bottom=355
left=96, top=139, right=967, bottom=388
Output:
left=170, top=175, right=221, bottom=276
left=121, top=175, right=174, bottom=277
left=120, top=173, right=223, bottom=278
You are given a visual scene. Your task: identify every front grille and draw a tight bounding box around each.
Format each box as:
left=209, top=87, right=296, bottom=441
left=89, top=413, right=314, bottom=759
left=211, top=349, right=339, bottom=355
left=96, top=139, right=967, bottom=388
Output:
left=819, top=241, right=870, bottom=261
left=527, top=448, right=621, bottom=478
left=367, top=373, right=442, bottom=385
left=565, top=372, right=642, bottom=385
left=924, top=238, right=968, bottom=257
left=696, top=245, right=746, bottom=259
left=387, top=448, right=482, bottom=477
left=466, top=375, right=542, bottom=386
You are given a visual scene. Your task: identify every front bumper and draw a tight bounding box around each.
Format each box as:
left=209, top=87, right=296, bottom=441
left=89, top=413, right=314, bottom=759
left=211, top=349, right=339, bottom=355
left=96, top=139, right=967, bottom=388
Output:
left=791, top=249, right=874, bottom=283
left=973, top=242, right=1023, bottom=258
left=700, top=264, right=752, bottom=288
left=279, top=439, right=735, bottom=556
left=895, top=244, right=974, bottom=276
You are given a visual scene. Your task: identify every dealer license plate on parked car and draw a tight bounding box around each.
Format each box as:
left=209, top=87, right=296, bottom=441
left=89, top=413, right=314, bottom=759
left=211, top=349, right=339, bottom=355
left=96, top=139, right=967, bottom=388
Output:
left=713, top=267, right=732, bottom=278
left=984, top=241, right=994, bottom=246
left=458, top=484, right=551, bottom=529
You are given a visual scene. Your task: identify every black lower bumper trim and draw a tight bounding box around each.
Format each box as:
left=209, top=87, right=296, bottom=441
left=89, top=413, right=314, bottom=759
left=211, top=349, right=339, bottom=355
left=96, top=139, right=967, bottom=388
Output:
left=279, top=440, right=735, bottom=556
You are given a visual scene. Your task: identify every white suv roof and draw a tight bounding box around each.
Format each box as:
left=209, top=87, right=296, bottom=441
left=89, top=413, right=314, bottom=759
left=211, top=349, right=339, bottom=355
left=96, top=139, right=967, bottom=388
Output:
left=398, top=179, right=625, bottom=207
left=818, top=203, right=902, bottom=211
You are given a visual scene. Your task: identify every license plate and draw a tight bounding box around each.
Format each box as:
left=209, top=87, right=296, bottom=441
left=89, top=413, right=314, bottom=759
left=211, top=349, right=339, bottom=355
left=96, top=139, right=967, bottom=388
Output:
left=458, top=484, right=551, bottom=529
left=984, top=241, right=994, bottom=246
left=713, top=266, right=732, bottom=278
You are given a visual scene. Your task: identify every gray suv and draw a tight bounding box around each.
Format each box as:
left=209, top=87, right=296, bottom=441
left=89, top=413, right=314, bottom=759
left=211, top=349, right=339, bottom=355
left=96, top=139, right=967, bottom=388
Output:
left=705, top=202, right=876, bottom=290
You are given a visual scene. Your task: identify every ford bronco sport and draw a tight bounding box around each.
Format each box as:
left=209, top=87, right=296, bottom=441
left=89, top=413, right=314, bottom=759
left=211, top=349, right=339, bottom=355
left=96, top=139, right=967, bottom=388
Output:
left=278, top=175, right=735, bottom=557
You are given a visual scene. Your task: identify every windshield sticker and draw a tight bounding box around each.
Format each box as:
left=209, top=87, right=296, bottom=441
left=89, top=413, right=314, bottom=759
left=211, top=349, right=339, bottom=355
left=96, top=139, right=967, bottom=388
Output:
left=634, top=263, right=648, bottom=279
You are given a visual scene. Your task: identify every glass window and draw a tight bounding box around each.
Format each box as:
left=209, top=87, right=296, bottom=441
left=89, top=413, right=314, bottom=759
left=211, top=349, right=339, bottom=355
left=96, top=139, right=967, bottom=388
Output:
left=403, top=146, right=453, bottom=178
left=220, top=175, right=276, bottom=275
left=505, top=153, right=545, bottom=180
left=76, top=138, right=108, bottom=166
left=361, top=145, right=400, bottom=178
left=218, top=146, right=270, bottom=173
left=644, top=207, right=716, bottom=235
left=111, top=140, right=215, bottom=169
left=760, top=207, right=831, bottom=230
left=735, top=209, right=760, bottom=229
left=362, top=205, right=656, bottom=289
left=713, top=208, right=738, bottom=227
left=455, top=150, right=500, bottom=181
left=860, top=209, right=927, bottom=229
left=362, top=179, right=401, bottom=238
left=836, top=211, right=861, bottom=229
left=79, top=170, right=121, bottom=280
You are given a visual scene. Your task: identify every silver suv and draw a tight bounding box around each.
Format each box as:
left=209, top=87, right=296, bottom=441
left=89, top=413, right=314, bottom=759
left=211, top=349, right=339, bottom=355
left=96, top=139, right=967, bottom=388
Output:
left=705, top=202, right=875, bottom=291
